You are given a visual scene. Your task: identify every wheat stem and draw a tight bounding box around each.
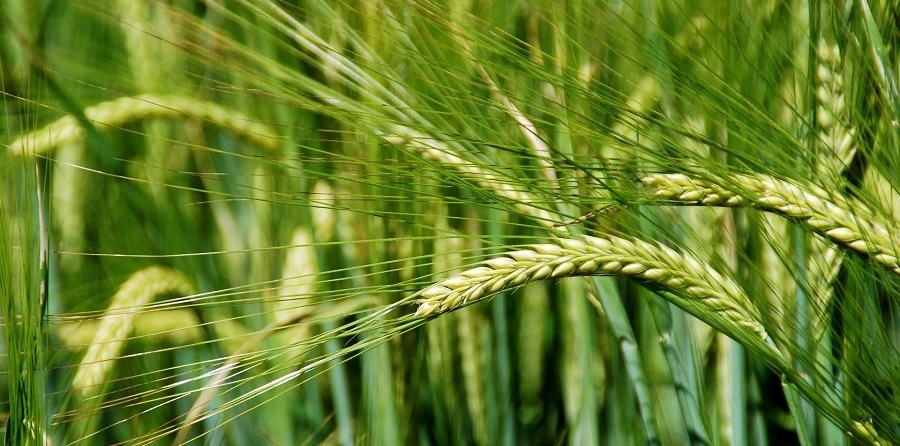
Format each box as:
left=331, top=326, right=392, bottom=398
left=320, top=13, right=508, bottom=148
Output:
left=641, top=172, right=900, bottom=275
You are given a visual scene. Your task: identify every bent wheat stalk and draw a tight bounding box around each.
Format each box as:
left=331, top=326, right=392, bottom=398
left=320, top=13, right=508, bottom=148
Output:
left=641, top=173, right=900, bottom=275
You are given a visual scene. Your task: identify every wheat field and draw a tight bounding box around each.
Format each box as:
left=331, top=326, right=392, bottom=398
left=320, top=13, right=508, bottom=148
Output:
left=1, top=0, right=898, bottom=445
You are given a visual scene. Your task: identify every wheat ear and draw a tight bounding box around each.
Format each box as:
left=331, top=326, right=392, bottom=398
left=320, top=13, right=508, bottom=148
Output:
left=381, top=126, right=559, bottom=226
left=446, top=15, right=558, bottom=189
left=808, top=39, right=855, bottom=341
left=641, top=173, right=900, bottom=275
left=415, top=235, right=769, bottom=349
left=72, top=266, right=196, bottom=398
left=9, top=94, right=279, bottom=155
left=412, top=234, right=890, bottom=444
left=815, top=39, right=856, bottom=179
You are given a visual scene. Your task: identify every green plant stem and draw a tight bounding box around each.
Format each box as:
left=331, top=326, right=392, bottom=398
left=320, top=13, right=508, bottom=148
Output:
left=0, top=158, right=46, bottom=446
left=486, top=207, right=516, bottom=446
left=641, top=209, right=710, bottom=445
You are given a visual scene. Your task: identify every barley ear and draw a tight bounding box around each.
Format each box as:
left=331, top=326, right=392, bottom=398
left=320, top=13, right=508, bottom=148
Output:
left=414, top=235, right=774, bottom=358
left=72, top=266, right=196, bottom=398
left=381, top=125, right=558, bottom=226
left=641, top=172, right=900, bottom=275
left=9, top=94, right=280, bottom=156
left=808, top=39, right=855, bottom=342
left=815, top=39, right=856, bottom=179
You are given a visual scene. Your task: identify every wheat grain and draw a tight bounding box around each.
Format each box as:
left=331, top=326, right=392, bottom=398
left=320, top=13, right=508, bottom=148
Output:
left=9, top=94, right=279, bottom=156
left=72, top=266, right=196, bottom=398
left=641, top=172, right=900, bottom=275
left=414, top=235, right=770, bottom=348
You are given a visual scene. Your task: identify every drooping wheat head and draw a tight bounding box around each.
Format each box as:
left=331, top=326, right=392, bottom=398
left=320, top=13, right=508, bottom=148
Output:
left=415, top=235, right=772, bottom=355
left=9, top=94, right=280, bottom=156
left=641, top=172, right=900, bottom=275
left=72, top=266, right=197, bottom=398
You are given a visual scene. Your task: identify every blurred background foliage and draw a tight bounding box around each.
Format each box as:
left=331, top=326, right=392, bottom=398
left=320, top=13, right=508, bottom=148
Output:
left=1, top=0, right=898, bottom=444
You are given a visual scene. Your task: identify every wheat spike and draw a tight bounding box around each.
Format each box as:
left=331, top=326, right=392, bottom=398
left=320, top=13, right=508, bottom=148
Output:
left=808, top=39, right=854, bottom=342
left=72, top=266, right=196, bottom=398
left=9, top=94, right=279, bottom=155
left=412, top=233, right=892, bottom=443
left=381, top=125, right=559, bottom=226
left=815, top=39, right=856, bottom=179
left=414, top=235, right=769, bottom=350
left=641, top=172, right=900, bottom=275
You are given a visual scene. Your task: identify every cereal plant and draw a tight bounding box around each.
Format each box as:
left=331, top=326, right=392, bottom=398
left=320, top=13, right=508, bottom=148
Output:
left=1, top=0, right=898, bottom=444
